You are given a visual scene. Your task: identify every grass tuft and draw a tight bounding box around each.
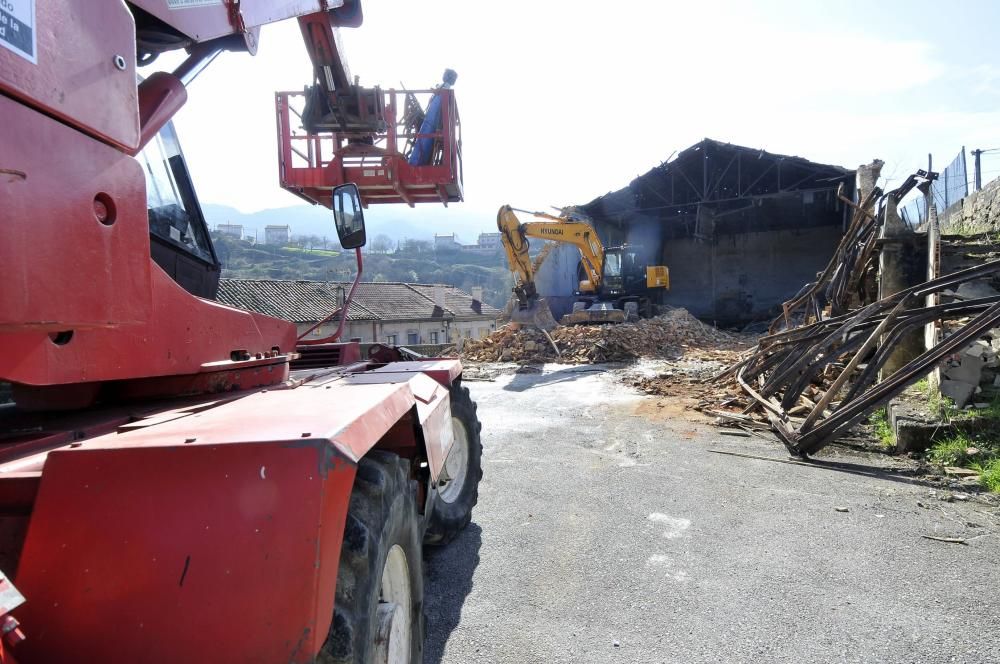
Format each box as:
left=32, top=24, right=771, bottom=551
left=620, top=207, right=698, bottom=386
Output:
left=927, top=431, right=979, bottom=467
left=869, top=408, right=894, bottom=448
left=976, top=459, right=1000, bottom=492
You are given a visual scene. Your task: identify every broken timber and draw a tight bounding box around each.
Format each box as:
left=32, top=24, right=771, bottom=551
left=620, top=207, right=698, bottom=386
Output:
left=717, top=169, right=1000, bottom=457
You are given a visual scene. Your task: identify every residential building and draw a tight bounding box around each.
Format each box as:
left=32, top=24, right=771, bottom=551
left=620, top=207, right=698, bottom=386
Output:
left=264, top=225, right=291, bottom=246
left=433, top=233, right=460, bottom=250
left=216, top=279, right=500, bottom=345
left=432, top=231, right=502, bottom=254
left=477, top=232, right=502, bottom=250
left=216, top=223, right=244, bottom=239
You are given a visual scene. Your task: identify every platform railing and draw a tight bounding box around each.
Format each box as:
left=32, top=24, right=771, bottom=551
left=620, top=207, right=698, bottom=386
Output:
left=276, top=88, right=463, bottom=207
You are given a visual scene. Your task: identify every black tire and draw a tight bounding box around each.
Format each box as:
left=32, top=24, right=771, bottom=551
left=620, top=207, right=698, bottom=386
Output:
left=320, top=451, right=424, bottom=664
left=423, top=382, right=483, bottom=546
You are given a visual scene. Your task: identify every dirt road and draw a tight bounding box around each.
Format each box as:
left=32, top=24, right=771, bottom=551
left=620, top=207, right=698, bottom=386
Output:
left=424, top=364, right=1000, bottom=664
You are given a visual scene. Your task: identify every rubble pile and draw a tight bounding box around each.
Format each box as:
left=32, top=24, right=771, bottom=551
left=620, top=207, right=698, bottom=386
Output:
left=707, top=259, right=1000, bottom=457
left=688, top=168, right=1000, bottom=457
left=939, top=323, right=1000, bottom=408
left=461, top=308, right=746, bottom=365
left=626, top=355, right=743, bottom=402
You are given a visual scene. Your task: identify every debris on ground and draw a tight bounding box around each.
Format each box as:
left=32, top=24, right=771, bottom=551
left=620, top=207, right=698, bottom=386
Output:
left=461, top=307, right=747, bottom=364
left=921, top=535, right=968, bottom=545
left=709, top=258, right=1000, bottom=456
left=701, top=169, right=1000, bottom=458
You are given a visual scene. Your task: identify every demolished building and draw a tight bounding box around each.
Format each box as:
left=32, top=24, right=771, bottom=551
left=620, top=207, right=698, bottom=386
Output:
left=545, top=139, right=856, bottom=325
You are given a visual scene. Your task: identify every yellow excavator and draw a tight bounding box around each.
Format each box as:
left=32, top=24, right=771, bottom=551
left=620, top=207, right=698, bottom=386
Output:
left=497, top=205, right=670, bottom=330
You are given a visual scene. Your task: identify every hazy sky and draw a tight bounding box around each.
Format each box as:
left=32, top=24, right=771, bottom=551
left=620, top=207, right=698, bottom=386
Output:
left=157, top=0, right=1000, bottom=229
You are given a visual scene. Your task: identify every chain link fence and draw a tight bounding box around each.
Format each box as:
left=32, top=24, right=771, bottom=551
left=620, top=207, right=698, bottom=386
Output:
left=899, top=148, right=968, bottom=227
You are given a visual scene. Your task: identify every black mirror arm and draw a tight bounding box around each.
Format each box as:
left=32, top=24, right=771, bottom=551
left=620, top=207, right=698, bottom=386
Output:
left=297, top=247, right=364, bottom=345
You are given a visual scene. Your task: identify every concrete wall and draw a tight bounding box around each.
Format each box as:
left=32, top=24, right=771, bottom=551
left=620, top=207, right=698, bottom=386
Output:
left=660, top=225, right=842, bottom=325
left=533, top=243, right=582, bottom=318
left=530, top=224, right=842, bottom=325
left=941, top=177, right=1000, bottom=233
left=296, top=318, right=497, bottom=344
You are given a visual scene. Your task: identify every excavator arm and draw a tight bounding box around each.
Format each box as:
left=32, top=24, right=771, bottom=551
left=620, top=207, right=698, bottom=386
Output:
left=497, top=205, right=670, bottom=330
left=497, top=205, right=607, bottom=304
left=497, top=204, right=611, bottom=331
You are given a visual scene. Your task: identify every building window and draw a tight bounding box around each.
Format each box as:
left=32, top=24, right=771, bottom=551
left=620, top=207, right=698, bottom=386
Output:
left=429, top=331, right=439, bottom=344
left=407, top=332, right=419, bottom=345
left=386, top=334, right=397, bottom=345
left=479, top=328, right=489, bottom=338
left=463, top=329, right=472, bottom=339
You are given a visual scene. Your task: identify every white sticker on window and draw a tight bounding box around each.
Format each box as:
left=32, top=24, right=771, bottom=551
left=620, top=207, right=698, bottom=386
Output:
left=0, top=0, right=37, bottom=64
left=166, top=0, right=223, bottom=8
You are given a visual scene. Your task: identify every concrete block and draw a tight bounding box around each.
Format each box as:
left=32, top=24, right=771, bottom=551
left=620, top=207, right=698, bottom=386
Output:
left=964, top=340, right=992, bottom=358
left=944, top=466, right=980, bottom=478
left=956, top=280, right=1000, bottom=300
left=944, top=355, right=984, bottom=385
left=940, top=378, right=976, bottom=408
left=889, top=400, right=941, bottom=454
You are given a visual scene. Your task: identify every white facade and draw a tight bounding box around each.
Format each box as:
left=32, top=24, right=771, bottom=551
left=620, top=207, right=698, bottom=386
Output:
left=217, top=223, right=244, bottom=238
left=297, top=318, right=497, bottom=344
left=434, top=233, right=460, bottom=249
left=264, top=225, right=290, bottom=246
left=477, top=232, right=502, bottom=249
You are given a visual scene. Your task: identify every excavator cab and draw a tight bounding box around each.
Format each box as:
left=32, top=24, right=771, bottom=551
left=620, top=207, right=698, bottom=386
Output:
left=599, top=248, right=625, bottom=296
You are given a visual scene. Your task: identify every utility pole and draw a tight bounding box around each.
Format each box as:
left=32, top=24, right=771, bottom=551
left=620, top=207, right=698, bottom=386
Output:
left=972, top=148, right=983, bottom=192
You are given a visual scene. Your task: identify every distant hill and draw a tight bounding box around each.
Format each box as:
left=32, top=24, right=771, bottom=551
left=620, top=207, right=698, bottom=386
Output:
left=202, top=202, right=495, bottom=245
left=213, top=233, right=514, bottom=309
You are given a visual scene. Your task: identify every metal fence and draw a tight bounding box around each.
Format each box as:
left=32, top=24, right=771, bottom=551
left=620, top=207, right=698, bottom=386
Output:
left=899, top=148, right=968, bottom=227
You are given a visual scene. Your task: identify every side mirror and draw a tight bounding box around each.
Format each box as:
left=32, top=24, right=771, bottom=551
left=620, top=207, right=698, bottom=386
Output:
left=332, top=183, right=367, bottom=249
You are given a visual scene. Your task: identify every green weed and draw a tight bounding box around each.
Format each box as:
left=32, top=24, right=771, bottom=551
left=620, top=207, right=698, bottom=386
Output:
left=927, top=431, right=979, bottom=466
left=869, top=408, right=894, bottom=447
left=975, top=458, right=1000, bottom=492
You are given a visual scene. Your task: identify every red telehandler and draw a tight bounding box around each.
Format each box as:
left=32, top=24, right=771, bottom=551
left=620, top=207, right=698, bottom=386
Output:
left=0, top=2, right=476, bottom=662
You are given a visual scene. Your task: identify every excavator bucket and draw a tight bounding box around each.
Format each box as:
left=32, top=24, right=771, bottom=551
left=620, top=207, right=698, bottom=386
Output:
left=505, top=297, right=559, bottom=331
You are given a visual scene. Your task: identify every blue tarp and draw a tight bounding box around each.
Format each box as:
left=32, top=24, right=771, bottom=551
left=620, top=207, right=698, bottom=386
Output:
left=408, top=93, right=444, bottom=166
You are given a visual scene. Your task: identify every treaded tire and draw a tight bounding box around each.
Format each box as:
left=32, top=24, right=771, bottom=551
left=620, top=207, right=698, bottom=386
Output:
left=319, top=451, right=424, bottom=663
left=424, top=381, right=483, bottom=546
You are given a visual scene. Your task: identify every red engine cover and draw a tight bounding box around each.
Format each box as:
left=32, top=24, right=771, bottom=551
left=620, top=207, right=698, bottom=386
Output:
left=0, top=95, right=151, bottom=332
left=0, top=0, right=139, bottom=151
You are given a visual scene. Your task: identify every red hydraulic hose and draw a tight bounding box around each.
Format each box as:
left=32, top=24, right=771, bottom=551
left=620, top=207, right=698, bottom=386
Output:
left=297, top=247, right=363, bottom=345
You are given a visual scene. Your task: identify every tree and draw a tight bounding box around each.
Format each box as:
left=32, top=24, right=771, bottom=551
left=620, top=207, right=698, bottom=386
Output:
left=401, top=238, right=432, bottom=254
left=369, top=234, right=393, bottom=254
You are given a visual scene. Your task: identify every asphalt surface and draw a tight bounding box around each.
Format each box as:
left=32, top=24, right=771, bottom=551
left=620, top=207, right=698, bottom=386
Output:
left=423, top=364, right=1000, bottom=664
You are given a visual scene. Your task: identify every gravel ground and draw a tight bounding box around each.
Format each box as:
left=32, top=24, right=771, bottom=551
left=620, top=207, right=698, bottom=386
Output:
left=423, top=364, right=1000, bottom=664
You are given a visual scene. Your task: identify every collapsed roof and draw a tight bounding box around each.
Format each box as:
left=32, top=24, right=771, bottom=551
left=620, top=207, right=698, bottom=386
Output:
left=579, top=138, right=855, bottom=237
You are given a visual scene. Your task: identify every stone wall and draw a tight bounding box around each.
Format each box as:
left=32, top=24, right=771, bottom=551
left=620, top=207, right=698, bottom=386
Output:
left=658, top=225, right=842, bottom=325
left=530, top=224, right=843, bottom=325
left=942, top=177, right=1000, bottom=233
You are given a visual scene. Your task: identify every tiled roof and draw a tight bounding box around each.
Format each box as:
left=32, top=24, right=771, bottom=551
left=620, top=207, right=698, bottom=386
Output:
left=216, top=279, right=499, bottom=323
left=409, top=284, right=494, bottom=317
